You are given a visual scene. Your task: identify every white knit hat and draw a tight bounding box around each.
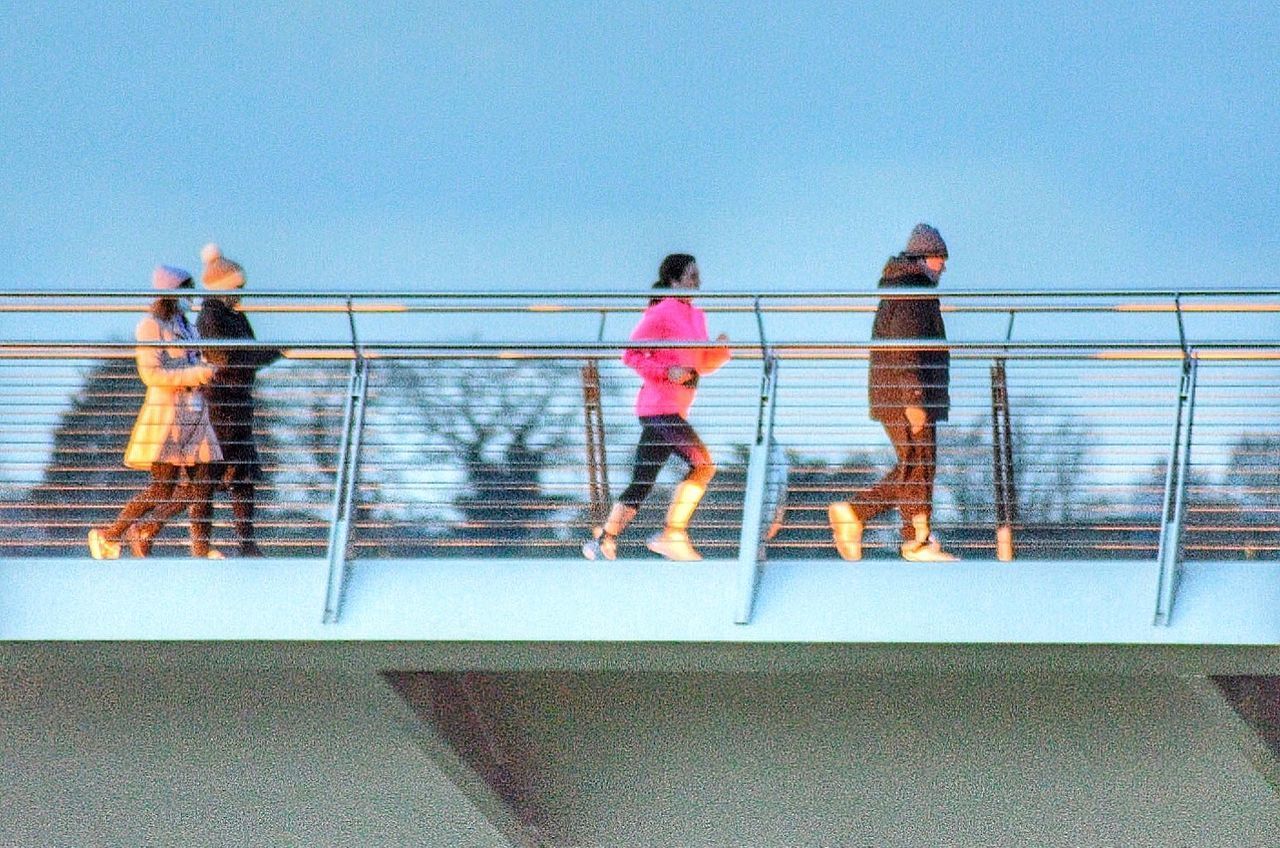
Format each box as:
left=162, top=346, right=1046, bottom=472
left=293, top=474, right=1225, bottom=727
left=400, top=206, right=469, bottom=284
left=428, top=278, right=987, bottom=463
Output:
left=200, top=243, right=246, bottom=290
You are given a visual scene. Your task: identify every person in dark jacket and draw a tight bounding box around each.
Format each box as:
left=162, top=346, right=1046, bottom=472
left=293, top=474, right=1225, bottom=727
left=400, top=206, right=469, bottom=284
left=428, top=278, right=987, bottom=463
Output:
left=829, top=223, right=958, bottom=562
left=196, top=243, right=282, bottom=557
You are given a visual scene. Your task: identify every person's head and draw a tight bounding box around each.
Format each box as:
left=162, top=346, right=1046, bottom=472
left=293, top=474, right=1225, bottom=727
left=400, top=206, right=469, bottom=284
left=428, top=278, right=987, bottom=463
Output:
left=151, top=265, right=195, bottom=320
left=902, top=222, right=947, bottom=269
left=201, top=243, right=246, bottom=294
left=653, top=253, right=699, bottom=292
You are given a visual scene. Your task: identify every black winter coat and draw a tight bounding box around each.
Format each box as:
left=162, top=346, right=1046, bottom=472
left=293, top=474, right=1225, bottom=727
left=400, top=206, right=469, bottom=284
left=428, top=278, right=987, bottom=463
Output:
left=197, top=297, right=282, bottom=473
left=867, top=256, right=950, bottom=422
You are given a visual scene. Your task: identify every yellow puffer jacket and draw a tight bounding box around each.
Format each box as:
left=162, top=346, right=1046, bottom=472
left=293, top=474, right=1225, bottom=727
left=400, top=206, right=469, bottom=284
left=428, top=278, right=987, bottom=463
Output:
left=123, top=311, right=222, bottom=470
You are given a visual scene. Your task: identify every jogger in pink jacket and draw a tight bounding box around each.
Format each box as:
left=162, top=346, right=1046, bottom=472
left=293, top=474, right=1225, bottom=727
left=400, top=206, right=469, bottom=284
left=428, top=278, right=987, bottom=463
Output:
left=583, top=254, right=731, bottom=562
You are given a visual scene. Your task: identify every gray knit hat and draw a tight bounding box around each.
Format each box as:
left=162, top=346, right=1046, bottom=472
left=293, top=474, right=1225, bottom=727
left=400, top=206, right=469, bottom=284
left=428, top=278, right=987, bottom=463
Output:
left=903, top=223, right=948, bottom=258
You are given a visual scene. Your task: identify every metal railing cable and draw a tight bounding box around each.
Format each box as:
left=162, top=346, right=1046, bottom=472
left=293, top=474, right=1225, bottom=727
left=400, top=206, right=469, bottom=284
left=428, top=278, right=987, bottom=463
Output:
left=1, top=290, right=1277, bottom=583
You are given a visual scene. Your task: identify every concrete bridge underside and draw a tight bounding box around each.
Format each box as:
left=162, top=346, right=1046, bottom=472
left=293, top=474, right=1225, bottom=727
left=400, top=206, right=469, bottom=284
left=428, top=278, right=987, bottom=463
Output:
left=2, top=644, right=1279, bottom=847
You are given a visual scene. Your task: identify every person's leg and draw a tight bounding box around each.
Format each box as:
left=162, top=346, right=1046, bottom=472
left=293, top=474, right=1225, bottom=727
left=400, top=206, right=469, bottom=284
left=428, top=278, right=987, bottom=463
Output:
left=90, top=464, right=179, bottom=559
left=898, top=420, right=956, bottom=561
left=186, top=463, right=219, bottom=558
left=583, top=418, right=672, bottom=560
left=660, top=419, right=715, bottom=532
left=229, top=479, right=261, bottom=556
left=126, top=462, right=214, bottom=556
left=900, top=420, right=936, bottom=543
left=828, top=416, right=911, bottom=560
left=647, top=417, right=714, bottom=561
left=225, top=461, right=264, bottom=557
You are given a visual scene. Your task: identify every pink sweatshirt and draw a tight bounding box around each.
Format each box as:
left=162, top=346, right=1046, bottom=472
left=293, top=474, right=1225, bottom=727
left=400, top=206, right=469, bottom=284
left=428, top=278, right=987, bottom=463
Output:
left=622, top=297, right=731, bottom=418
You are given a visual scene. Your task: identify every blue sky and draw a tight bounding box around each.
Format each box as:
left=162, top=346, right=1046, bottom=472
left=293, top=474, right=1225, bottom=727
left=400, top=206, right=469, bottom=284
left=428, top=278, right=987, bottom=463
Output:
left=2, top=1, right=1277, bottom=294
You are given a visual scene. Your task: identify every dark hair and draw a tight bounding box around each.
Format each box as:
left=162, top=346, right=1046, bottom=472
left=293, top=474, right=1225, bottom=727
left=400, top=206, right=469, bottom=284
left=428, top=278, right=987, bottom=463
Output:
left=650, top=253, right=696, bottom=304
left=654, top=253, right=696, bottom=289
left=150, top=278, right=194, bottom=320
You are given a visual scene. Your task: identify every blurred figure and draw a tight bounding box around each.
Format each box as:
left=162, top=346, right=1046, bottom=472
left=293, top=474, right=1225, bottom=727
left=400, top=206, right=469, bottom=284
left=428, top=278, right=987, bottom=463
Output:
left=829, top=223, right=958, bottom=562
left=197, top=243, right=282, bottom=557
left=582, top=254, right=731, bottom=562
left=88, top=265, right=222, bottom=559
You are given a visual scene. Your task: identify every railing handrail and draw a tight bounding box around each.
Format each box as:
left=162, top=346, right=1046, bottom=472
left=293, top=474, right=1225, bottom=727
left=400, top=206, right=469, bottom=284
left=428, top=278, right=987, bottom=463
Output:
left=2, top=288, right=1278, bottom=631
left=2, top=287, right=1278, bottom=298
left=1, top=288, right=1278, bottom=317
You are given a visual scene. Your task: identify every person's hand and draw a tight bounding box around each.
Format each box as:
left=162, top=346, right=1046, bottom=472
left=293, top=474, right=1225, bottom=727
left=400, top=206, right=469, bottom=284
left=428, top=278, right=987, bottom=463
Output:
left=905, top=405, right=928, bottom=434
left=667, top=365, right=696, bottom=384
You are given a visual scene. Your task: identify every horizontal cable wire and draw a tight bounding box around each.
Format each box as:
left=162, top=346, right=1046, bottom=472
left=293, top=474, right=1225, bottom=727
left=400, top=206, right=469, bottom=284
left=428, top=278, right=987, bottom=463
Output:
left=1, top=291, right=1277, bottom=560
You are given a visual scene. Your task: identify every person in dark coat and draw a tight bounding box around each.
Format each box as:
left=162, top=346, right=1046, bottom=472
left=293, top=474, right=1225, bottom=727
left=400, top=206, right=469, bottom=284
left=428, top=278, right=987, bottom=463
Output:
left=197, top=244, right=282, bottom=557
left=829, top=223, right=958, bottom=562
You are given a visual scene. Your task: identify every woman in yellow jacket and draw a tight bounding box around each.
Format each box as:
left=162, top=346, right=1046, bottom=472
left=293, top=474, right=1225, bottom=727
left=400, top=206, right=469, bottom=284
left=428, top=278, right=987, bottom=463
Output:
left=88, top=266, right=223, bottom=559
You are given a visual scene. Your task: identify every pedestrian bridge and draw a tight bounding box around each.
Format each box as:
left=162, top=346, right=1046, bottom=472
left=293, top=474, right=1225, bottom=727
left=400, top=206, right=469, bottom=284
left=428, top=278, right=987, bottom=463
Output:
left=1, top=288, right=1277, bottom=648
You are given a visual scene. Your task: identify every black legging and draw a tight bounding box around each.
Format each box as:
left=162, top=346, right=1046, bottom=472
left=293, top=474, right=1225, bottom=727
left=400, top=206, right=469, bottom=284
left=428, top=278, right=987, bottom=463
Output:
left=618, top=414, right=716, bottom=509
left=850, top=413, right=936, bottom=542
left=103, top=462, right=215, bottom=553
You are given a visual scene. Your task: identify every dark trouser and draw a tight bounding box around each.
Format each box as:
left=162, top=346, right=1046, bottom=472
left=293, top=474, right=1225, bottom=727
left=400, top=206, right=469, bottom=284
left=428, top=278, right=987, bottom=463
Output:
left=104, top=462, right=215, bottom=553
left=850, top=413, right=937, bottom=542
left=211, top=413, right=264, bottom=553
left=218, top=461, right=260, bottom=550
left=618, top=414, right=716, bottom=509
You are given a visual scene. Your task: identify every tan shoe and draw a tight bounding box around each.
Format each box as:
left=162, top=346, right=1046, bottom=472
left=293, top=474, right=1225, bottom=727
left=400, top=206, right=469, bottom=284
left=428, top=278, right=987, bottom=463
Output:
left=646, top=529, right=702, bottom=562
left=900, top=534, right=958, bottom=562
left=88, top=528, right=121, bottom=561
left=827, top=502, right=864, bottom=561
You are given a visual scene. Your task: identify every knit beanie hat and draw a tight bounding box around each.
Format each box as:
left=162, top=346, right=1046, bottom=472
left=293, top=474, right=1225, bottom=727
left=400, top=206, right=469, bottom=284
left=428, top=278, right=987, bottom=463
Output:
left=201, top=243, right=246, bottom=290
left=903, top=223, right=948, bottom=258
left=152, top=264, right=193, bottom=290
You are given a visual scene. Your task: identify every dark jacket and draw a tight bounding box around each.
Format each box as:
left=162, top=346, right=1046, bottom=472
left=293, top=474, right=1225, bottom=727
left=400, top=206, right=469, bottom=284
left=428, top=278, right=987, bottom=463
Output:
left=197, top=297, right=282, bottom=472
left=867, top=256, right=950, bottom=422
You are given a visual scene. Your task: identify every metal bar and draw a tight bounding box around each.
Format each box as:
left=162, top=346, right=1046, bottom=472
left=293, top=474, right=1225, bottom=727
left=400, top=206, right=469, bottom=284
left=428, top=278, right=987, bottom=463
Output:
left=735, top=356, right=779, bottom=624
left=323, top=359, right=369, bottom=624
left=323, top=358, right=360, bottom=619
left=991, top=359, right=1014, bottom=560
left=323, top=300, right=367, bottom=624
left=10, top=339, right=1279, bottom=354
left=4, top=287, right=1279, bottom=300
left=581, top=360, right=610, bottom=527
left=1154, top=355, right=1198, bottom=626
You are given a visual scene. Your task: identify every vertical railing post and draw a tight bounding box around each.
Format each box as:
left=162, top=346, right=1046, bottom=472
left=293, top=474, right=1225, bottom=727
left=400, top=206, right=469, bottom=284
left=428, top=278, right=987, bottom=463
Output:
left=323, top=300, right=369, bottom=624
left=992, top=310, right=1017, bottom=561
left=1154, top=296, right=1197, bottom=626
left=734, top=299, right=778, bottom=625
left=1154, top=354, right=1197, bottom=626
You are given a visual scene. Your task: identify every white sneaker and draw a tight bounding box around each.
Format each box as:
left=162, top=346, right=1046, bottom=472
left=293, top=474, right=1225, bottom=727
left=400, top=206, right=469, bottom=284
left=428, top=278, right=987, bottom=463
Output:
left=582, top=532, right=617, bottom=561
left=827, top=502, right=864, bottom=561
left=900, top=534, right=958, bottom=562
left=88, top=528, right=121, bottom=560
left=646, top=529, right=702, bottom=562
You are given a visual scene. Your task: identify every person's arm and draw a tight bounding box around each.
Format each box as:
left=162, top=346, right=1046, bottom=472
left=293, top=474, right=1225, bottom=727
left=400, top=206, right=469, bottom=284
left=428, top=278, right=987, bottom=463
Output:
left=135, top=318, right=213, bottom=388
left=237, top=319, right=284, bottom=369
left=696, top=332, right=731, bottom=375
left=199, top=307, right=283, bottom=371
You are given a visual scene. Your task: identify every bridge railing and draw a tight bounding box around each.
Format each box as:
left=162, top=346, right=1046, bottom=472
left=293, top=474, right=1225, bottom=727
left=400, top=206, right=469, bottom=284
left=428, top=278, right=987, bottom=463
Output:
left=0, top=289, right=1276, bottom=625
